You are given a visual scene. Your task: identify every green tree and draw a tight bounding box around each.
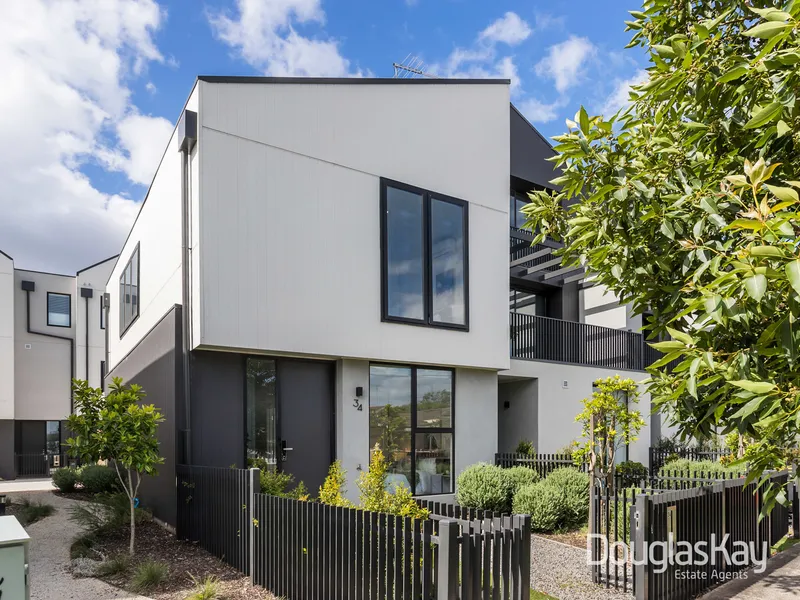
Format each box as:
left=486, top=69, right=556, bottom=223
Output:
left=573, top=376, right=645, bottom=493
left=67, top=378, right=164, bottom=554
left=524, top=1, right=800, bottom=512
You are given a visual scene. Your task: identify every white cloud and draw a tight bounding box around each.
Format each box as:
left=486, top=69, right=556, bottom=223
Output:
left=0, top=0, right=167, bottom=272
left=479, top=12, right=531, bottom=46
left=433, top=12, right=531, bottom=95
left=209, top=0, right=363, bottom=76
left=96, top=113, right=173, bottom=186
left=533, top=13, right=566, bottom=31
left=518, top=98, right=562, bottom=124
left=535, top=35, right=596, bottom=93
left=145, top=81, right=157, bottom=93
left=600, top=69, right=647, bottom=116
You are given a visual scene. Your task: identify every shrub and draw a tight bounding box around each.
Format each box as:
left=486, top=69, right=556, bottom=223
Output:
left=515, top=440, right=535, bottom=456
left=615, top=461, right=648, bottom=488
left=357, top=446, right=428, bottom=519
left=186, top=574, right=222, bottom=600
left=659, top=458, right=741, bottom=479
left=70, top=533, right=96, bottom=559
left=52, top=467, right=79, bottom=493
left=130, top=559, right=168, bottom=592
left=258, top=468, right=308, bottom=499
left=455, top=463, right=513, bottom=513
left=319, top=460, right=351, bottom=507
left=13, top=497, right=55, bottom=526
left=80, top=464, right=120, bottom=495
left=545, top=467, right=590, bottom=528
left=96, top=554, right=131, bottom=577
left=512, top=482, right=564, bottom=532
left=505, top=466, right=540, bottom=496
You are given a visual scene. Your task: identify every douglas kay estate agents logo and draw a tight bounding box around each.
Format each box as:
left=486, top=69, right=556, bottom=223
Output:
left=588, top=533, right=767, bottom=579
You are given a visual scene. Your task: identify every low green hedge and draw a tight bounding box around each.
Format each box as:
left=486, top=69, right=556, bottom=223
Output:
left=80, top=465, right=120, bottom=495
left=455, top=463, right=514, bottom=513
left=52, top=467, right=80, bottom=493
left=513, top=482, right=563, bottom=531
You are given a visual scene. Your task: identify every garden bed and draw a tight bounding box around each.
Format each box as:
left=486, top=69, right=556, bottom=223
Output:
left=537, top=529, right=588, bottom=550
left=85, top=519, right=274, bottom=599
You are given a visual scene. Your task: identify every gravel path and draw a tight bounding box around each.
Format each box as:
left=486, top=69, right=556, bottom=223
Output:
left=532, top=535, right=633, bottom=600
left=7, top=491, right=151, bottom=600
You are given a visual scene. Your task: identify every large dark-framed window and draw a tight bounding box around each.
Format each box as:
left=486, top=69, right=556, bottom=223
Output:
left=380, top=178, right=469, bottom=331
left=119, top=243, right=140, bottom=336
left=369, top=364, right=454, bottom=496
left=47, top=292, right=71, bottom=327
left=510, top=192, right=529, bottom=229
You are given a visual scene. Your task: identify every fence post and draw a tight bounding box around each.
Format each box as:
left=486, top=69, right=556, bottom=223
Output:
left=249, top=467, right=259, bottom=583
left=437, top=520, right=458, bottom=600
left=517, top=515, right=531, bottom=600
left=633, top=494, right=650, bottom=600
left=793, top=476, right=800, bottom=539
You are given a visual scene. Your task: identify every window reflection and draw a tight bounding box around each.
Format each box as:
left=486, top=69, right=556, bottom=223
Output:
left=246, top=358, right=278, bottom=471
left=431, top=199, right=465, bottom=326
left=386, top=187, right=425, bottom=320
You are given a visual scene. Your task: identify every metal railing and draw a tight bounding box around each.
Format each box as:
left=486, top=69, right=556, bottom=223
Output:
left=495, top=452, right=586, bottom=478
left=14, top=452, right=77, bottom=479
left=648, top=447, right=729, bottom=473
left=510, top=312, right=676, bottom=371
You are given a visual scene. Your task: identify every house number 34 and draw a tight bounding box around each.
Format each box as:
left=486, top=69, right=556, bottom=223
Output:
left=352, top=398, right=363, bottom=411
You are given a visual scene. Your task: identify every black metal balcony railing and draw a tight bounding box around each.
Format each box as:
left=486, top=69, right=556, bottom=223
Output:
left=510, top=312, right=670, bottom=371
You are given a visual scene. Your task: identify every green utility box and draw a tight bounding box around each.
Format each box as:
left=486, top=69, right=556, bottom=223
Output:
left=0, top=515, right=31, bottom=600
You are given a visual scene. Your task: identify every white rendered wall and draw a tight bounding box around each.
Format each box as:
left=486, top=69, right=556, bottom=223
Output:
left=196, top=81, right=510, bottom=371
left=336, top=359, right=499, bottom=503
left=581, top=284, right=642, bottom=331
left=75, top=257, right=115, bottom=388
left=106, top=85, right=198, bottom=371
left=501, top=359, right=655, bottom=466
left=13, top=270, right=75, bottom=420
left=0, top=254, right=14, bottom=420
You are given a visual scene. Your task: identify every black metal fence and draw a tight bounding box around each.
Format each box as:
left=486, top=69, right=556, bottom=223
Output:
left=495, top=452, right=586, bottom=478
left=252, top=493, right=531, bottom=600
left=176, top=464, right=256, bottom=574
left=631, top=472, right=792, bottom=600
left=648, top=447, right=728, bottom=473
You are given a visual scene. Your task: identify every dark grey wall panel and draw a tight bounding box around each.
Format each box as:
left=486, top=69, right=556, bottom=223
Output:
left=190, top=351, right=245, bottom=469
left=107, top=305, right=181, bottom=526
left=510, top=105, right=558, bottom=192
left=0, top=420, right=14, bottom=479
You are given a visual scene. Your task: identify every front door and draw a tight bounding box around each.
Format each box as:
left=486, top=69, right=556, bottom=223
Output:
left=277, top=359, right=334, bottom=494
left=245, top=357, right=334, bottom=494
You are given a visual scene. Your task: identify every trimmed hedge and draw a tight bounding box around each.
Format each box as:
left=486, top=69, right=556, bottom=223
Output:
left=81, top=465, right=120, bottom=495
left=659, top=458, right=740, bottom=478
left=455, top=463, right=513, bottom=513
left=52, top=467, right=79, bottom=493
left=505, top=466, right=540, bottom=495
left=616, top=460, right=648, bottom=487
left=545, top=467, right=590, bottom=528
left=512, top=482, right=563, bottom=532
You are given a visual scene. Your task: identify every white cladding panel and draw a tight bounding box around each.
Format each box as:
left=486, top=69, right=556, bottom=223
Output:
left=0, top=254, right=14, bottom=420
left=501, top=359, right=655, bottom=466
left=13, top=271, right=75, bottom=420
left=105, top=86, right=198, bottom=371
left=75, top=258, right=115, bottom=388
left=197, top=82, right=510, bottom=370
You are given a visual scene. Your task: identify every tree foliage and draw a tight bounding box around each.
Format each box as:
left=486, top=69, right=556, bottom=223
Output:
left=573, top=376, right=645, bottom=492
left=67, top=378, right=164, bottom=554
left=524, top=0, right=800, bottom=512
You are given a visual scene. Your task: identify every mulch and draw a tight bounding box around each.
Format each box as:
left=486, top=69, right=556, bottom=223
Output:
left=537, top=529, right=588, bottom=550
left=83, top=515, right=274, bottom=599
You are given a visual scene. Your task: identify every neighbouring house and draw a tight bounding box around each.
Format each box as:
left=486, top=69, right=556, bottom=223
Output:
left=0, top=250, right=114, bottom=480
left=97, top=76, right=671, bottom=526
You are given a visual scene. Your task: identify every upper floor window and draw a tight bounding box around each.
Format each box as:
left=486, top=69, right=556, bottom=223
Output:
left=380, top=179, right=468, bottom=330
left=100, top=295, right=106, bottom=330
left=119, top=244, right=140, bottom=336
left=47, top=292, right=71, bottom=327
left=510, top=193, right=528, bottom=229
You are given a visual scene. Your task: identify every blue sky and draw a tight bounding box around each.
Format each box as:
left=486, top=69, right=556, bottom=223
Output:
left=0, top=0, right=647, bottom=273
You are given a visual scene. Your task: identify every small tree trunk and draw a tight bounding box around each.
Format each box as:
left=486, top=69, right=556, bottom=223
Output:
left=128, top=469, right=135, bottom=555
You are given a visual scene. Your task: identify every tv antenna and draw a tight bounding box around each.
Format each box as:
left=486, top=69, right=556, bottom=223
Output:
left=392, top=54, right=438, bottom=79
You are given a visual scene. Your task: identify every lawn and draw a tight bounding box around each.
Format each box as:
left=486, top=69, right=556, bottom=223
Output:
left=531, top=590, right=558, bottom=600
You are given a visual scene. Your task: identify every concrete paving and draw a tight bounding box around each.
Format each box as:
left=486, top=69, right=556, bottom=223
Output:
left=702, top=542, right=800, bottom=599
left=0, top=478, right=55, bottom=494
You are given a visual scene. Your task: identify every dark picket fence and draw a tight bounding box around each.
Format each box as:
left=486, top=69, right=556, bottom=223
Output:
left=175, top=464, right=256, bottom=574
left=631, top=471, right=792, bottom=600
left=252, top=493, right=531, bottom=600
left=648, top=447, right=728, bottom=473
left=495, top=452, right=586, bottom=478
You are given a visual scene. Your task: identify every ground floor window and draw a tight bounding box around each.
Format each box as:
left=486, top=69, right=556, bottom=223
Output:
left=46, top=421, right=60, bottom=454
left=369, top=364, right=454, bottom=495
left=245, top=358, right=278, bottom=471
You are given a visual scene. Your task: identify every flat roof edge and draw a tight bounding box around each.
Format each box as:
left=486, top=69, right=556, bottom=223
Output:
left=197, top=76, right=511, bottom=85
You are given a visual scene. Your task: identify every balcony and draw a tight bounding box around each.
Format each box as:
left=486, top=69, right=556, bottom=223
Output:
left=510, top=312, right=666, bottom=371
left=510, top=229, right=585, bottom=287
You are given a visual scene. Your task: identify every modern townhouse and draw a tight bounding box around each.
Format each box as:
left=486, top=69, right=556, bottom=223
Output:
left=101, top=76, right=670, bottom=526
left=0, top=250, right=114, bottom=479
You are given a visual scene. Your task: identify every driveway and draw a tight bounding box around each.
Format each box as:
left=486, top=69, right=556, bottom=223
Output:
left=6, top=491, right=151, bottom=600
